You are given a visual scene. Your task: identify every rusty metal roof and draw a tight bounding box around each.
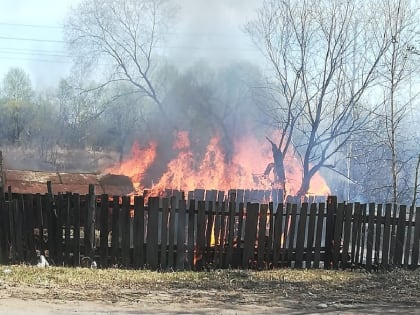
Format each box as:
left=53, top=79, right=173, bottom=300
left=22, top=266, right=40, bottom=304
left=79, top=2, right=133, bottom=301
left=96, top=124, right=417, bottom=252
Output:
left=4, top=169, right=134, bottom=195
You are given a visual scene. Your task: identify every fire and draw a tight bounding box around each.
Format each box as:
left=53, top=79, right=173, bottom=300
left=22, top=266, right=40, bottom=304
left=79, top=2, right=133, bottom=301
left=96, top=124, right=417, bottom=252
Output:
left=104, top=141, right=157, bottom=193
left=105, top=131, right=330, bottom=198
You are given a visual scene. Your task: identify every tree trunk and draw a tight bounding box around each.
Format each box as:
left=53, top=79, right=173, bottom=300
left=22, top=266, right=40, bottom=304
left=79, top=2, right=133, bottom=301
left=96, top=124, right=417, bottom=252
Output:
left=297, top=176, right=311, bottom=198
left=266, top=138, right=286, bottom=194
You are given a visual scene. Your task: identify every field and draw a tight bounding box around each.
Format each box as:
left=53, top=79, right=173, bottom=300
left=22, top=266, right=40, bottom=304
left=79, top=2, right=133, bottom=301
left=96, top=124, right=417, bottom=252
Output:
left=0, top=265, right=419, bottom=314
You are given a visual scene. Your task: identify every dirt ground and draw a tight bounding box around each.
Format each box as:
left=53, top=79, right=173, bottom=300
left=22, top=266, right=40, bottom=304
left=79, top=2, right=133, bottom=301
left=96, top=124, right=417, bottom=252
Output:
left=1, top=266, right=419, bottom=314
left=0, top=290, right=419, bottom=314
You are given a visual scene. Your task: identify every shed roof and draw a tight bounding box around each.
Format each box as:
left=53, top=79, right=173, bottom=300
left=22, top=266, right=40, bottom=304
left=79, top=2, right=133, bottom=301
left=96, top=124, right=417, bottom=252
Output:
left=4, top=169, right=134, bottom=195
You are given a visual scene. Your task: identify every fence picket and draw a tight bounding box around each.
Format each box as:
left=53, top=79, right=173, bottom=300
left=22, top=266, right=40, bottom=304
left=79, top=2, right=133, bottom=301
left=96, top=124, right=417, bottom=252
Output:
left=341, top=203, right=352, bottom=269
left=147, top=197, right=159, bottom=270
left=213, top=201, right=222, bottom=267
left=237, top=202, right=245, bottom=247
left=196, top=201, right=206, bottom=270
left=272, top=203, right=284, bottom=267
left=266, top=202, right=274, bottom=265
left=111, top=196, right=120, bottom=266
left=365, top=203, right=375, bottom=271
left=257, top=204, right=268, bottom=269
left=225, top=198, right=236, bottom=268
left=394, top=205, right=407, bottom=267
left=287, top=204, right=297, bottom=266
left=359, top=204, right=367, bottom=266
left=100, top=194, right=109, bottom=268
left=374, top=204, right=383, bottom=268
left=133, top=196, right=145, bottom=268
left=411, top=207, right=420, bottom=268
left=160, top=198, right=169, bottom=270
left=242, top=203, right=259, bottom=269
left=325, top=196, right=337, bottom=269
left=0, top=199, right=8, bottom=264
left=187, top=200, right=195, bottom=270
left=86, top=185, right=96, bottom=263
left=176, top=200, right=186, bottom=270
left=168, top=197, right=176, bottom=269
left=55, top=194, right=63, bottom=266
left=382, top=204, right=392, bottom=269
left=23, top=194, right=35, bottom=263
left=305, top=203, right=317, bottom=269
left=121, top=196, right=131, bottom=267
left=313, top=203, right=325, bottom=269
left=64, top=193, right=72, bottom=266
left=295, top=203, right=308, bottom=268
left=204, top=200, right=214, bottom=265
left=217, top=202, right=227, bottom=269
left=73, top=194, right=81, bottom=266
left=404, top=206, right=415, bottom=268
left=332, top=203, right=344, bottom=269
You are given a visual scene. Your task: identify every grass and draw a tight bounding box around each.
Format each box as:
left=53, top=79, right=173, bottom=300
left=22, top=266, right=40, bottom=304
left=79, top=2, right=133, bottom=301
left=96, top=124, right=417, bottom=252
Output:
left=1, top=265, right=419, bottom=305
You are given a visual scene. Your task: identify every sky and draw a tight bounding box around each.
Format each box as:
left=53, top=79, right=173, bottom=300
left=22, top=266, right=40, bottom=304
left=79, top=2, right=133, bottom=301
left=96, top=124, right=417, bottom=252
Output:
left=0, top=0, right=261, bottom=90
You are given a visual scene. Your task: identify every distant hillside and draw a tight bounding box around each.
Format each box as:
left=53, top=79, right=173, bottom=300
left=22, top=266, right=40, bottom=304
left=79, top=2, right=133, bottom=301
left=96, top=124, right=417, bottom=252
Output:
left=0, top=145, right=120, bottom=174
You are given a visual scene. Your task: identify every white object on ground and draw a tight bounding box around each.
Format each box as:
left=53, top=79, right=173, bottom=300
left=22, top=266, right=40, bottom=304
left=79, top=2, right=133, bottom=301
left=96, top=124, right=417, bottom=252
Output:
left=37, top=255, right=49, bottom=268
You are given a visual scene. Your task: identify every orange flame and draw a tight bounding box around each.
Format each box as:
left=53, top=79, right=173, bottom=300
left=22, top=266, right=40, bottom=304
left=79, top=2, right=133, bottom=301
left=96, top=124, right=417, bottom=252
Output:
left=104, top=141, right=157, bottom=193
left=105, top=131, right=330, bottom=198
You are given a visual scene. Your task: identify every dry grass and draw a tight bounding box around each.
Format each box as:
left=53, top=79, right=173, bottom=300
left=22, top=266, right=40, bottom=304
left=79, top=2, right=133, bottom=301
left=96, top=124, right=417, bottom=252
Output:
left=1, top=265, right=419, bottom=306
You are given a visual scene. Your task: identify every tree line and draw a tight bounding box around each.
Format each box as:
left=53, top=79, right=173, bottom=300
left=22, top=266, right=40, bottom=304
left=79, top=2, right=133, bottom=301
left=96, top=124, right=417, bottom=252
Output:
left=0, top=0, right=419, bottom=205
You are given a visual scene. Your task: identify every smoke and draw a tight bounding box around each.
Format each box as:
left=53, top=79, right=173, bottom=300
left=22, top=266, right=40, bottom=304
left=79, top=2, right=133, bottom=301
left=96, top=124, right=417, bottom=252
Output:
left=137, top=60, right=268, bottom=187
left=166, top=0, right=260, bottom=69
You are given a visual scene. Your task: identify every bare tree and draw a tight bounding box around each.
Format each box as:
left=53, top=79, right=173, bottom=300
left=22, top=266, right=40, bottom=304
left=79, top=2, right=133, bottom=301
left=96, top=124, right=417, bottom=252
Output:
left=64, top=0, right=177, bottom=116
left=376, top=0, right=420, bottom=204
left=336, top=0, right=419, bottom=204
left=246, top=0, right=391, bottom=196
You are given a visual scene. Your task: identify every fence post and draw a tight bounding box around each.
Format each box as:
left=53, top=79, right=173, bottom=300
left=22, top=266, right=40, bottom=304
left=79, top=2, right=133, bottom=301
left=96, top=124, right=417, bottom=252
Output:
left=411, top=207, right=420, bottom=269
left=0, top=196, right=6, bottom=264
left=176, top=199, right=186, bottom=271
left=86, top=184, right=96, bottom=263
left=73, top=193, right=81, bottom=266
left=46, top=181, right=57, bottom=264
left=324, top=196, right=337, bottom=269
left=133, top=196, right=145, bottom=269
left=0, top=151, right=6, bottom=263
left=99, top=194, right=109, bottom=268
left=0, top=151, right=4, bottom=197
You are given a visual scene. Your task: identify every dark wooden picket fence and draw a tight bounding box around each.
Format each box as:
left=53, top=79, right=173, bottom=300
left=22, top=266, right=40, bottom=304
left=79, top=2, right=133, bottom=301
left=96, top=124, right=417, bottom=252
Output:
left=0, top=184, right=419, bottom=271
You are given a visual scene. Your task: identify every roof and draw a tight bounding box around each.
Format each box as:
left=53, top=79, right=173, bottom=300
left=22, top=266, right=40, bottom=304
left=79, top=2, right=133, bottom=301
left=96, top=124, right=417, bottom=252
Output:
left=4, top=169, right=134, bottom=195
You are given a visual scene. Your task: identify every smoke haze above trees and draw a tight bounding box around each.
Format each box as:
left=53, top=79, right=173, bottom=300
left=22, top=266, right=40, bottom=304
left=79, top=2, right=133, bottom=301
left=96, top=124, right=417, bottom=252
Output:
left=0, top=0, right=419, bottom=203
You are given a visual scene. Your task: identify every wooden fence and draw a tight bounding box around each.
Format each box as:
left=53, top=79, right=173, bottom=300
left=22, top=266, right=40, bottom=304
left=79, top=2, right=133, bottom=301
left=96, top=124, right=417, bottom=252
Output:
left=0, top=185, right=419, bottom=271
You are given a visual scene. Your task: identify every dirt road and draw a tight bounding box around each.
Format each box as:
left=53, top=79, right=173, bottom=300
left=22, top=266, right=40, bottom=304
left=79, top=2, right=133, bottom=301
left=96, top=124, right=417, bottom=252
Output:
left=1, top=297, right=419, bottom=314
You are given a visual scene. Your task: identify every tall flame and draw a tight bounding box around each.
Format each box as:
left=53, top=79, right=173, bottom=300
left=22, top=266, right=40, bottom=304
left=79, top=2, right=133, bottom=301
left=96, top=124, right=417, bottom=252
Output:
left=104, top=141, right=157, bottom=193
left=105, top=131, right=330, bottom=197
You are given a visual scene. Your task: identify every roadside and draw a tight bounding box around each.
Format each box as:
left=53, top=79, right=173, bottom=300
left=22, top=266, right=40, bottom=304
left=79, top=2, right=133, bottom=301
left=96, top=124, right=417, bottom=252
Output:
left=0, top=296, right=419, bottom=315
left=1, top=266, right=419, bottom=314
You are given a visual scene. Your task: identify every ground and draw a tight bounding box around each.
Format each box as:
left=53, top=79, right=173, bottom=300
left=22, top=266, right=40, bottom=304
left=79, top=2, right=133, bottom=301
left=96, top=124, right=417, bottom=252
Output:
left=0, top=266, right=419, bottom=314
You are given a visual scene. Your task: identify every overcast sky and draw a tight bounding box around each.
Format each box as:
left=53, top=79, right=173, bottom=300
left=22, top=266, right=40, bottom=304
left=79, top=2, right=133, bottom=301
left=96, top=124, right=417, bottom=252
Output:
left=0, top=0, right=261, bottom=90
